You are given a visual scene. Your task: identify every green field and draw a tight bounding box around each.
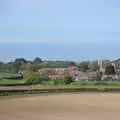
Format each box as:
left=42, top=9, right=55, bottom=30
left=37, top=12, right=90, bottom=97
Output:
left=0, top=72, right=120, bottom=87
left=0, top=72, right=16, bottom=77
left=29, top=83, right=120, bottom=89
left=0, top=72, right=25, bottom=84
left=0, top=79, right=25, bottom=84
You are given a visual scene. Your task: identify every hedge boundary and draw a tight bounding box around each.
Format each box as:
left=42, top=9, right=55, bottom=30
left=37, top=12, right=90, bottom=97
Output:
left=1, top=88, right=120, bottom=96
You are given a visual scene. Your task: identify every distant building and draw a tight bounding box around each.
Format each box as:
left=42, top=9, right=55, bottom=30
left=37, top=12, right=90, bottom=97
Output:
left=38, top=65, right=78, bottom=80
left=48, top=75, right=64, bottom=80
left=100, top=62, right=119, bottom=80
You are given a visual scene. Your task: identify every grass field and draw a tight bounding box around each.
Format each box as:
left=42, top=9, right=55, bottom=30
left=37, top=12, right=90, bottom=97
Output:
left=0, top=72, right=25, bottom=84
left=1, top=93, right=120, bottom=120
left=0, top=72, right=15, bottom=77
left=0, top=72, right=120, bottom=91
left=0, top=79, right=25, bottom=84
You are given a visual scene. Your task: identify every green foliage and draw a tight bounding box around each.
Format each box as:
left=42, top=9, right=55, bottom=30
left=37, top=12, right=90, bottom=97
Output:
left=78, top=61, right=99, bottom=72
left=24, top=64, right=39, bottom=72
left=64, top=76, right=73, bottom=84
left=25, top=72, right=41, bottom=84
left=0, top=79, right=25, bottom=84
left=52, top=75, right=73, bottom=85
left=25, top=71, right=49, bottom=85
left=13, top=58, right=27, bottom=72
left=33, top=57, right=42, bottom=64
left=105, top=64, right=116, bottom=75
left=88, top=61, right=99, bottom=71
left=95, top=71, right=102, bottom=81
left=102, top=60, right=111, bottom=68
left=39, top=61, right=73, bottom=68
left=78, top=61, right=89, bottom=72
left=53, top=79, right=65, bottom=85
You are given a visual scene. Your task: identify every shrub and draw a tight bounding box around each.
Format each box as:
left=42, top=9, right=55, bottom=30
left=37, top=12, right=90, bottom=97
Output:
left=25, top=72, right=42, bottom=85
left=64, top=76, right=74, bottom=84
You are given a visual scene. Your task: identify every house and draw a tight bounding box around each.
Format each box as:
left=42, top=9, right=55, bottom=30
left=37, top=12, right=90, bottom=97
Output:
left=48, top=75, right=64, bottom=80
left=99, top=63, right=120, bottom=80
left=73, top=71, right=97, bottom=81
left=38, top=65, right=78, bottom=80
left=38, top=65, right=99, bottom=81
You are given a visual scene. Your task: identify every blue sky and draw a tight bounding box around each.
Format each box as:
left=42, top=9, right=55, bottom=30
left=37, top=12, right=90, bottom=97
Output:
left=0, top=0, right=120, bottom=61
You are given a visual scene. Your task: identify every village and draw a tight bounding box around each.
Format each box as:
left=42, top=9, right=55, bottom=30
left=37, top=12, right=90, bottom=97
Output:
left=38, top=60, right=120, bottom=81
left=0, top=58, right=120, bottom=86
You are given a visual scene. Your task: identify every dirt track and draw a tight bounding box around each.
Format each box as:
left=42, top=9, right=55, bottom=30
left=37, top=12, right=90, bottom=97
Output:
left=0, top=93, right=120, bottom=120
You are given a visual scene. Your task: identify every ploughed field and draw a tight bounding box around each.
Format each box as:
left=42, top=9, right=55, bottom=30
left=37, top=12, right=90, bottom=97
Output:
left=0, top=93, right=120, bottom=120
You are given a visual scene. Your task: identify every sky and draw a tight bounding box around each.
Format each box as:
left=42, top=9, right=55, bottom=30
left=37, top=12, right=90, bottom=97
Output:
left=0, top=0, right=120, bottom=61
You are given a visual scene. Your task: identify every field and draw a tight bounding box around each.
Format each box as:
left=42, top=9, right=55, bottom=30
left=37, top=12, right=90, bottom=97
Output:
left=0, top=79, right=25, bottom=84
left=1, top=72, right=120, bottom=96
left=0, top=72, right=25, bottom=85
left=1, top=93, right=120, bottom=120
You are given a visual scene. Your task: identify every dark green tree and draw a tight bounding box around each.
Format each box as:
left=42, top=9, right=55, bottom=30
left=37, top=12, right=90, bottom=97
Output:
left=25, top=71, right=42, bottom=85
left=105, top=64, right=116, bottom=75
left=64, top=74, right=73, bottom=84
left=14, top=58, right=27, bottom=73
left=33, top=57, right=42, bottom=64
left=78, top=61, right=89, bottom=72
left=88, top=61, right=99, bottom=71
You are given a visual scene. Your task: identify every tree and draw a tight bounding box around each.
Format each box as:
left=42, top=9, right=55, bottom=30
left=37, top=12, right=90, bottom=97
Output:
left=96, top=71, right=102, bottom=81
left=0, top=62, right=5, bottom=72
left=14, top=58, right=27, bottom=73
left=15, top=58, right=27, bottom=65
left=33, top=57, right=42, bottom=64
left=102, top=60, right=111, bottom=68
left=25, top=64, right=39, bottom=72
left=5, top=62, right=15, bottom=73
left=78, top=61, right=89, bottom=72
left=88, top=61, right=99, bottom=71
left=69, top=62, right=76, bottom=66
left=25, top=71, right=43, bottom=85
left=64, top=73, right=73, bottom=84
left=105, top=64, right=116, bottom=75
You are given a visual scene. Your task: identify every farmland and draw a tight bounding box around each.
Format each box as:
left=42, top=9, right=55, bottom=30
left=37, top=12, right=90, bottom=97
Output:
left=0, top=72, right=25, bottom=85
left=1, top=72, right=120, bottom=96
left=1, top=93, right=120, bottom=120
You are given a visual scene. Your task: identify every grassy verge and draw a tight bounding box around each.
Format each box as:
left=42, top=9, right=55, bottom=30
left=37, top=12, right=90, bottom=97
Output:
left=0, top=72, right=16, bottom=76
left=1, top=87, right=120, bottom=96
left=29, top=82, right=120, bottom=89
left=1, top=82, right=120, bottom=96
left=0, top=79, right=25, bottom=84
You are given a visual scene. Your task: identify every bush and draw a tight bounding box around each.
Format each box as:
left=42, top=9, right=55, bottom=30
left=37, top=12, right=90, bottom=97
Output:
left=53, top=79, right=65, bottom=85
left=94, top=82, right=108, bottom=85
left=64, top=76, right=74, bottom=84
left=25, top=72, right=42, bottom=85
left=25, top=71, right=50, bottom=85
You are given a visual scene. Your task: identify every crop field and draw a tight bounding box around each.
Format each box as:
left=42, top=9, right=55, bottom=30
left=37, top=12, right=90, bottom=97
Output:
left=0, top=93, right=120, bottom=120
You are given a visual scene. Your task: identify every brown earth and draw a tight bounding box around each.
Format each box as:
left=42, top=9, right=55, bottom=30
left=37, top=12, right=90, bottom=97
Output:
left=0, top=93, right=120, bottom=120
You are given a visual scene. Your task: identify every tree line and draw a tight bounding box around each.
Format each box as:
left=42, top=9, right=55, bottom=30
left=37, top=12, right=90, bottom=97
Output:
left=0, top=58, right=120, bottom=74
left=0, top=58, right=119, bottom=84
left=0, top=57, right=76, bottom=73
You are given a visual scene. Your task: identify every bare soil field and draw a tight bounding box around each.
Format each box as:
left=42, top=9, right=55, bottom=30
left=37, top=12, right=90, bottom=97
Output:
left=0, top=93, right=120, bottom=120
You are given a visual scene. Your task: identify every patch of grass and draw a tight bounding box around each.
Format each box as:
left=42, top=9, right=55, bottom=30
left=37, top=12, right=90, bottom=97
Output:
left=0, top=72, right=16, bottom=77
left=0, top=72, right=25, bottom=85
left=0, top=79, right=25, bottom=84
left=29, top=83, right=120, bottom=89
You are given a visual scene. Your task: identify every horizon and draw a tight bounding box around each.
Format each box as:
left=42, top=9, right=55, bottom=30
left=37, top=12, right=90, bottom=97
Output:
left=0, top=43, right=120, bottom=62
